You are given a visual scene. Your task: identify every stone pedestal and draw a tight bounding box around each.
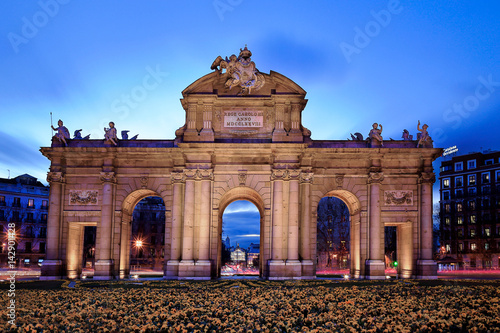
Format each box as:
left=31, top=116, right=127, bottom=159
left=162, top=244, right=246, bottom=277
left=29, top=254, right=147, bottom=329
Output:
left=165, top=260, right=180, bottom=278
left=365, top=259, right=386, bottom=279
left=40, top=260, right=63, bottom=280
left=301, top=260, right=315, bottom=279
left=285, top=259, right=302, bottom=278
left=178, top=260, right=195, bottom=279
left=195, top=260, right=211, bottom=279
left=416, top=260, right=438, bottom=279
left=94, top=259, right=114, bottom=280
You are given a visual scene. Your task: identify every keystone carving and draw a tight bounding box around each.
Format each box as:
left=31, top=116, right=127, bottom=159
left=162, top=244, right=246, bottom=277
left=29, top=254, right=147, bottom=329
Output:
left=140, top=176, right=149, bottom=189
left=335, top=174, right=344, bottom=189
left=238, top=172, right=247, bottom=186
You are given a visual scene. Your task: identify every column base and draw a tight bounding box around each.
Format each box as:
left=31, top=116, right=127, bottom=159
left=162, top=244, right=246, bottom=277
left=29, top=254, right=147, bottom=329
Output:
left=94, top=259, right=114, bottom=280
left=300, top=259, right=314, bottom=278
left=416, top=260, right=438, bottom=279
left=195, top=260, right=211, bottom=278
left=165, top=260, right=180, bottom=279
left=285, top=260, right=302, bottom=278
left=178, top=260, right=196, bottom=279
left=365, top=259, right=386, bottom=279
left=40, top=260, right=63, bottom=279
left=268, top=260, right=286, bottom=280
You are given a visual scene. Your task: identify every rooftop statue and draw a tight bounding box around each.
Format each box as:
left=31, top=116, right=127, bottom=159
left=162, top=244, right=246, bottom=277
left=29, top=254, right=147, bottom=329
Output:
left=51, top=119, right=70, bottom=146
left=417, top=120, right=432, bottom=148
left=73, top=129, right=90, bottom=140
left=368, top=123, right=383, bottom=146
left=104, top=122, right=118, bottom=146
left=211, top=46, right=265, bottom=95
left=402, top=129, right=413, bottom=141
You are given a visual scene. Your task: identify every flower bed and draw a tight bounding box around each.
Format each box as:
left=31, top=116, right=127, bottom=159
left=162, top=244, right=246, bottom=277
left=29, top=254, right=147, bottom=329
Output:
left=3, top=280, right=500, bottom=332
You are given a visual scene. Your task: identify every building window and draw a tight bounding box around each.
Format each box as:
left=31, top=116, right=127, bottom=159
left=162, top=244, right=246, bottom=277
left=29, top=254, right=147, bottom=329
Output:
left=485, top=243, right=490, bottom=250
left=445, top=244, right=451, bottom=253
left=455, top=189, right=463, bottom=198
left=456, top=203, right=463, bottom=212
left=41, top=214, right=47, bottom=222
left=13, top=197, right=21, bottom=207
left=455, top=176, right=463, bottom=187
left=441, top=165, right=452, bottom=172
left=444, top=204, right=450, bottom=213
left=39, top=243, right=46, bottom=253
left=0, top=210, right=4, bottom=221
left=442, top=178, right=450, bottom=188
left=468, top=200, right=476, bottom=210
left=469, top=215, right=476, bottom=224
left=40, top=227, right=46, bottom=238
left=485, top=159, right=494, bottom=165
left=457, top=216, right=463, bottom=225
left=443, top=191, right=450, bottom=200
left=482, top=199, right=490, bottom=208
left=470, top=229, right=476, bottom=238
left=458, top=243, right=464, bottom=252
left=482, top=186, right=491, bottom=194
left=12, top=211, right=20, bottom=222
left=25, top=242, right=32, bottom=253
left=468, top=187, right=476, bottom=195
left=455, top=162, right=463, bottom=171
left=482, top=172, right=490, bottom=184
left=467, top=160, right=476, bottom=169
left=496, top=170, right=500, bottom=182
left=41, top=200, right=48, bottom=209
left=26, top=212, right=33, bottom=222
left=468, top=175, right=476, bottom=185
left=485, top=228, right=491, bottom=237
left=0, top=196, right=5, bottom=206
left=471, top=243, right=477, bottom=251
left=27, top=199, right=34, bottom=208
left=445, top=217, right=450, bottom=226
left=457, top=229, right=463, bottom=237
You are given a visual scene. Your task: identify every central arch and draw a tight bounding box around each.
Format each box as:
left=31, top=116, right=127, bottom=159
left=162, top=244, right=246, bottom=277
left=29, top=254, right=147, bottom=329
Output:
left=216, top=187, right=265, bottom=278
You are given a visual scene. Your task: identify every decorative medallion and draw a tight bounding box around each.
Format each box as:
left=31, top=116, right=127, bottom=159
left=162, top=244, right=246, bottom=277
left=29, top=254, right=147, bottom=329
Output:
left=384, top=190, right=413, bottom=206
left=69, top=190, right=98, bottom=205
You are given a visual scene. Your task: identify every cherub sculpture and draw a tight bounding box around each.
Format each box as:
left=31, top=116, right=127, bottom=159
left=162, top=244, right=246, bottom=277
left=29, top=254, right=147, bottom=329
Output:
left=402, top=129, right=413, bottom=141
left=104, top=122, right=118, bottom=146
left=368, top=123, right=383, bottom=146
left=51, top=119, right=70, bottom=146
left=417, top=120, right=432, bottom=147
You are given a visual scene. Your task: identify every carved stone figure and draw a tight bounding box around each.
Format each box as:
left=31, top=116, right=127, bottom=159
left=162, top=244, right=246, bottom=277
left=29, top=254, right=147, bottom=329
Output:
left=74, top=129, right=82, bottom=139
left=121, top=130, right=129, bottom=140
left=51, top=119, right=70, bottom=146
left=368, top=123, right=383, bottom=146
left=417, top=120, right=432, bottom=148
left=104, top=122, right=118, bottom=146
left=402, top=129, right=413, bottom=141
left=211, top=46, right=265, bottom=95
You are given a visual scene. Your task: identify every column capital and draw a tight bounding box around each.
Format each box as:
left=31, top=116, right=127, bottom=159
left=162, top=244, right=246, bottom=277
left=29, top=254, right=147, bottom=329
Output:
left=183, top=168, right=213, bottom=181
left=299, top=171, right=314, bottom=184
left=47, top=171, right=65, bottom=184
left=367, top=171, right=384, bottom=184
left=171, top=171, right=186, bottom=184
left=100, top=171, right=116, bottom=184
left=271, top=169, right=287, bottom=181
left=418, top=172, right=436, bottom=184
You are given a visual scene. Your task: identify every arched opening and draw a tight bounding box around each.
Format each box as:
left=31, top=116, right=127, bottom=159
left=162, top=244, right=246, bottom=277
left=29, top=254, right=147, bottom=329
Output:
left=384, top=226, right=398, bottom=276
left=220, top=200, right=261, bottom=276
left=129, top=196, right=166, bottom=277
left=217, top=187, right=265, bottom=278
left=316, top=197, right=350, bottom=276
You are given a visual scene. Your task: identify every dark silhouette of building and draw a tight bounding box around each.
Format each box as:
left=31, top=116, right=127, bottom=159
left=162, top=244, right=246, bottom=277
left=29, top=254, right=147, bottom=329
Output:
left=0, top=174, right=49, bottom=267
left=438, top=150, right=500, bottom=269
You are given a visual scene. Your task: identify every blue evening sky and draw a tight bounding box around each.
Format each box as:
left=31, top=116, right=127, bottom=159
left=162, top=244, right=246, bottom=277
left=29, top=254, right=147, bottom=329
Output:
left=1, top=1, right=499, bottom=243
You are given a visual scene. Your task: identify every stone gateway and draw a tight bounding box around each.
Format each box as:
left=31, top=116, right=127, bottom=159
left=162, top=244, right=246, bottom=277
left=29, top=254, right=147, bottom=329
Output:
left=40, top=47, right=441, bottom=280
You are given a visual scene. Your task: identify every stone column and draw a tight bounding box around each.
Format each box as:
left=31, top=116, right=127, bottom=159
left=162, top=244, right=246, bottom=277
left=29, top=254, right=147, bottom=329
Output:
left=40, top=171, right=65, bottom=279
left=417, top=172, right=437, bottom=278
left=166, top=172, right=184, bottom=278
left=299, top=171, right=314, bottom=277
left=286, top=171, right=301, bottom=277
left=365, top=171, right=385, bottom=279
left=179, top=169, right=196, bottom=277
left=196, top=170, right=213, bottom=278
left=269, top=169, right=285, bottom=278
left=66, top=224, right=82, bottom=279
left=200, top=104, right=214, bottom=141
left=272, top=104, right=287, bottom=142
left=399, top=221, right=414, bottom=278
left=119, top=215, right=131, bottom=279
left=95, top=171, right=115, bottom=280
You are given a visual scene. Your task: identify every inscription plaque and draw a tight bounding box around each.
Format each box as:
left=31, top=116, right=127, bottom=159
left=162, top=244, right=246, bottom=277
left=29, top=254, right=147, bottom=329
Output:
left=224, top=111, right=263, bottom=128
